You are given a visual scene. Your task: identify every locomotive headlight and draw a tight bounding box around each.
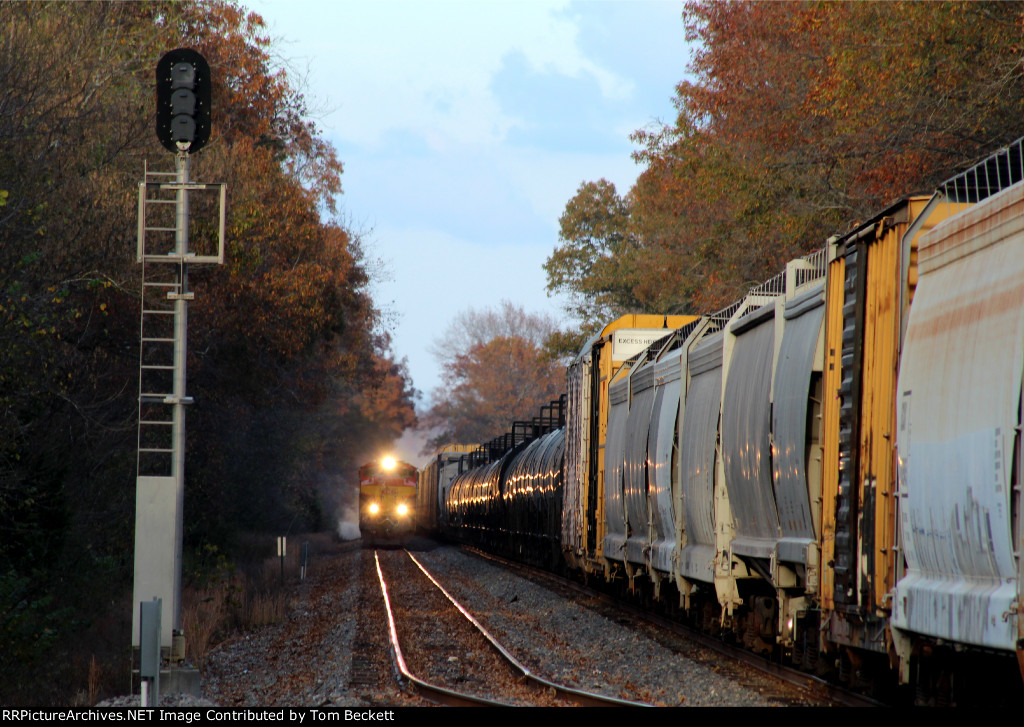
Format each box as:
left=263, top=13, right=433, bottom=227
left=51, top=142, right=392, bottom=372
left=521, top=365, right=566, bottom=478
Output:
left=382, top=456, right=396, bottom=470
left=368, top=502, right=380, bottom=514
left=396, top=503, right=408, bottom=516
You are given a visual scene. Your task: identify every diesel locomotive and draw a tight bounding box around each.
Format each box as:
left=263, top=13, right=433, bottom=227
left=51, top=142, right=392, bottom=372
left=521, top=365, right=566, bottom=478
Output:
left=358, top=456, right=417, bottom=544
left=420, top=136, right=1024, bottom=704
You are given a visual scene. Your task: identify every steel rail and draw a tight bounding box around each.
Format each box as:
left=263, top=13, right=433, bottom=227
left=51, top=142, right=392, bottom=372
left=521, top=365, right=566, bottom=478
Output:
left=464, top=546, right=883, bottom=707
left=374, top=550, right=508, bottom=706
left=404, top=550, right=648, bottom=707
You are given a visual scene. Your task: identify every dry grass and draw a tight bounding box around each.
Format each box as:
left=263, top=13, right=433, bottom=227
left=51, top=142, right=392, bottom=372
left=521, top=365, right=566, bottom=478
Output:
left=240, top=590, right=286, bottom=631
left=180, top=547, right=306, bottom=666
left=88, top=655, right=101, bottom=705
left=181, top=585, right=232, bottom=668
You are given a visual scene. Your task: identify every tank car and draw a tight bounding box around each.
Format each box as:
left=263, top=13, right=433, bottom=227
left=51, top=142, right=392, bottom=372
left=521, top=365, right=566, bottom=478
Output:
left=359, top=457, right=417, bottom=544
left=442, top=398, right=567, bottom=569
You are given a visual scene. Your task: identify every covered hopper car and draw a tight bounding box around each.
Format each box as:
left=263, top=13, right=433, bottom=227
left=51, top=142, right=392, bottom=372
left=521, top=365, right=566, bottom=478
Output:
left=427, top=137, right=1024, bottom=705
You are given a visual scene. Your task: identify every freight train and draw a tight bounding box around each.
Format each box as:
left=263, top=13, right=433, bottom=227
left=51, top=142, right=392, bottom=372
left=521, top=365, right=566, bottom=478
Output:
left=359, top=457, right=417, bottom=545
left=419, top=137, right=1024, bottom=704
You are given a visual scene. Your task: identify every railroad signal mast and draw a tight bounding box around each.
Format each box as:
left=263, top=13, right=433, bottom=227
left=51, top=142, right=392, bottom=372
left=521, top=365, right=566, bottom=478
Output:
left=132, top=48, right=224, bottom=701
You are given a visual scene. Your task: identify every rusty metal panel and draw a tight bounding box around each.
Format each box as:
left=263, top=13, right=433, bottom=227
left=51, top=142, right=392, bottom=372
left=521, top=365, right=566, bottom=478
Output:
left=650, top=351, right=683, bottom=574
left=603, top=377, right=630, bottom=558
left=859, top=223, right=902, bottom=610
left=678, top=332, right=724, bottom=583
left=592, top=343, right=610, bottom=558
left=624, top=365, right=656, bottom=565
left=772, top=285, right=825, bottom=564
left=824, top=197, right=960, bottom=624
left=820, top=254, right=845, bottom=609
left=832, top=243, right=863, bottom=610
left=722, top=303, right=779, bottom=559
left=893, top=182, right=1024, bottom=652
left=563, top=354, right=589, bottom=554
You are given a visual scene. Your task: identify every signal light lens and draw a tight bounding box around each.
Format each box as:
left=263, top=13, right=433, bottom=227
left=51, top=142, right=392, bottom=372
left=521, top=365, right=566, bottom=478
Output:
left=156, top=49, right=211, bottom=154
left=170, top=62, right=196, bottom=89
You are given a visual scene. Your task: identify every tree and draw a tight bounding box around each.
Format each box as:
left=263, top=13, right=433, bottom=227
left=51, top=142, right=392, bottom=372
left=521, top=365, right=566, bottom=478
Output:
left=423, top=302, right=564, bottom=450
left=0, top=1, right=417, bottom=704
left=429, top=299, right=560, bottom=353
left=544, top=179, right=644, bottom=325
left=549, top=1, right=1024, bottom=321
left=0, top=5, right=173, bottom=696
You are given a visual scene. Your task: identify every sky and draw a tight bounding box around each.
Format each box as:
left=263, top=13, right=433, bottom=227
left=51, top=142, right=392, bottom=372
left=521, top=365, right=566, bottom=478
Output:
left=247, top=0, right=693, bottom=414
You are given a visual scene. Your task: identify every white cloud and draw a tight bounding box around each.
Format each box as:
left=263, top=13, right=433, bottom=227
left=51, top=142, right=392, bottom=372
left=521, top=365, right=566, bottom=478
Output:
left=247, top=0, right=695, bottom=398
left=254, top=0, right=633, bottom=150
left=510, top=6, right=633, bottom=101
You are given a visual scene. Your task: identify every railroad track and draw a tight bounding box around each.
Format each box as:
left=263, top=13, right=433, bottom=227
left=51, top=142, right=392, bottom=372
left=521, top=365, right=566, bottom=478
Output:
left=461, top=546, right=883, bottom=707
left=373, top=549, right=648, bottom=707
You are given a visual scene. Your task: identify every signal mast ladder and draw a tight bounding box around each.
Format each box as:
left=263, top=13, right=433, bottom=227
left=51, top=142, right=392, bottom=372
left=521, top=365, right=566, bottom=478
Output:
left=135, top=164, right=225, bottom=476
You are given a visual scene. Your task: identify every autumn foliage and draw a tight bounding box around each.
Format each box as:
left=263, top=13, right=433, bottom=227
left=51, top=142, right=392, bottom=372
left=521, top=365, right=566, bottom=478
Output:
left=547, top=1, right=1024, bottom=328
left=423, top=302, right=563, bottom=450
left=0, top=1, right=414, bottom=704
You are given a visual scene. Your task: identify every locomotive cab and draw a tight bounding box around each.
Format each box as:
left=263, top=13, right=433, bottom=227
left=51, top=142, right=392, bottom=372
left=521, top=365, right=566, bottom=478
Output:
left=359, top=456, right=417, bottom=543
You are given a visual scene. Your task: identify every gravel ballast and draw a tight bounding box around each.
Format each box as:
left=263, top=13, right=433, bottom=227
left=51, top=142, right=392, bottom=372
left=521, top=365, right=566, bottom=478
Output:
left=108, top=537, right=825, bottom=707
